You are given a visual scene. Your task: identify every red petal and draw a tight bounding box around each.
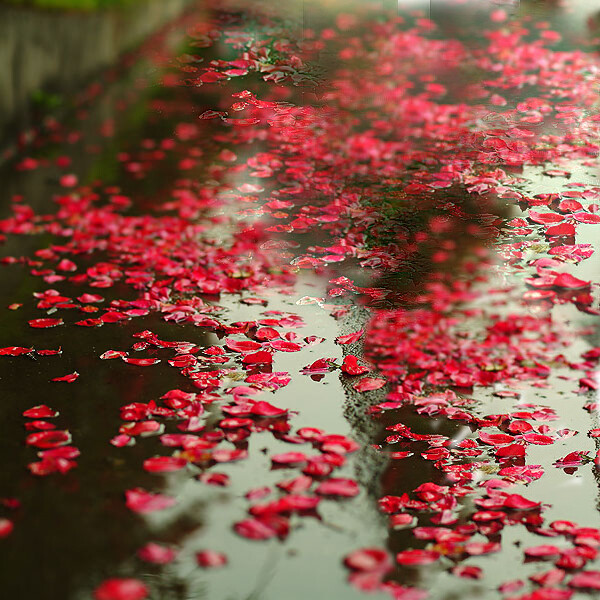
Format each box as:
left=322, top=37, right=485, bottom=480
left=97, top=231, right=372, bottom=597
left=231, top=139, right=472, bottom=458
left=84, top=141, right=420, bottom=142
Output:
left=552, top=273, right=590, bottom=289
left=558, top=199, right=583, bottom=212
left=524, top=545, right=561, bottom=559
left=78, top=293, right=104, bottom=303
left=196, top=550, right=228, bottom=568
left=521, top=433, right=554, bottom=445
left=0, top=518, right=14, bottom=538
left=529, top=211, right=565, bottom=225
left=479, top=431, right=515, bottom=446
left=271, top=452, right=308, bottom=466
left=28, top=457, right=77, bottom=476
left=51, top=372, right=79, bottom=383
left=502, top=494, right=541, bottom=510
left=75, top=318, right=103, bottom=327
left=37, top=348, right=62, bottom=356
left=197, top=472, right=230, bottom=486
left=26, top=430, right=71, bottom=448
left=125, top=488, right=176, bottom=513
left=336, top=330, right=364, bottom=345
left=211, top=448, right=248, bottom=463
left=344, top=547, right=391, bottom=572
left=569, top=571, right=600, bottom=590
left=255, top=327, right=280, bottom=341
left=0, top=346, right=33, bottom=356
left=464, top=541, right=501, bottom=555
left=495, top=443, right=526, bottom=458
left=100, top=350, right=128, bottom=360
left=225, top=339, right=262, bottom=353
left=137, top=543, right=177, bottom=564
left=545, top=222, right=576, bottom=236
left=573, top=212, right=600, bottom=224
left=234, top=515, right=289, bottom=540
left=120, top=421, right=162, bottom=437
left=390, top=513, right=416, bottom=529
left=451, top=565, right=482, bottom=579
left=341, top=355, right=370, bottom=376
left=40, top=446, right=79, bottom=460
left=101, top=311, right=129, bottom=323
left=122, top=358, right=161, bottom=366
left=250, top=401, right=287, bottom=417
left=94, top=578, right=148, bottom=600
left=241, top=351, right=273, bottom=364
left=316, top=478, right=360, bottom=497
left=353, top=377, right=386, bottom=392
left=396, top=549, right=440, bottom=565
left=29, top=318, right=64, bottom=328
left=23, top=405, right=58, bottom=418
left=276, top=476, right=313, bottom=494
left=143, top=456, right=187, bottom=473
left=270, top=340, right=302, bottom=352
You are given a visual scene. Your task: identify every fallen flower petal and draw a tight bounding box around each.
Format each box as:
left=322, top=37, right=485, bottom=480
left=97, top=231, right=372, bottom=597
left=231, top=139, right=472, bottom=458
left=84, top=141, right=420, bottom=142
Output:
left=336, top=330, right=364, bottom=345
left=353, top=377, right=386, bottom=392
left=451, top=565, right=482, bottom=579
left=271, top=452, right=308, bottom=466
left=29, top=318, right=64, bottom=328
left=233, top=516, right=289, bottom=540
left=241, top=350, right=273, bottom=365
left=125, top=488, right=176, bottom=513
left=569, top=571, right=600, bottom=590
left=25, top=430, right=71, bottom=448
left=0, top=519, right=14, bottom=538
left=143, top=456, right=187, bottom=473
left=250, top=401, right=287, bottom=417
left=344, top=547, right=391, bottom=572
left=524, top=545, right=561, bottom=559
left=137, top=542, right=177, bottom=564
left=316, top=478, right=360, bottom=497
left=51, top=372, right=79, bottom=383
left=196, top=550, right=228, bottom=568
left=0, top=346, right=33, bottom=356
left=502, top=494, right=541, bottom=510
left=94, top=578, right=148, bottom=600
left=225, top=339, right=262, bottom=353
left=396, top=549, right=440, bottom=566
left=122, top=358, right=161, bottom=366
left=341, top=355, right=370, bottom=376
left=23, top=405, right=58, bottom=418
left=100, top=350, right=128, bottom=360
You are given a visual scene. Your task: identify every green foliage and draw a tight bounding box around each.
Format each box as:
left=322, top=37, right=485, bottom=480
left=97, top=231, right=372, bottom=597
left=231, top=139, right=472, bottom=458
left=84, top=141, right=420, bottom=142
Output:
left=31, top=89, right=63, bottom=110
left=2, top=0, right=140, bottom=11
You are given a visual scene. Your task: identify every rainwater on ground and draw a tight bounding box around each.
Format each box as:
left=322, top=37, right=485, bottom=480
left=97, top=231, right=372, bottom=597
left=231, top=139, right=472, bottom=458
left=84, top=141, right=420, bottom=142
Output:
left=1, top=2, right=600, bottom=600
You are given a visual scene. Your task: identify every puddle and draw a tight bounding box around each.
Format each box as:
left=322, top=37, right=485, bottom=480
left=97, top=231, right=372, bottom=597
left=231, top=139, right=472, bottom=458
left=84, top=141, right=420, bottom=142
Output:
left=1, top=2, right=600, bottom=600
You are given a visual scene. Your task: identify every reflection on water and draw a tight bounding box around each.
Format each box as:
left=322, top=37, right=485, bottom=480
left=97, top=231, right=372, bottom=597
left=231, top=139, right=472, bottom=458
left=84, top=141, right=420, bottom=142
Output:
left=0, top=1, right=599, bottom=600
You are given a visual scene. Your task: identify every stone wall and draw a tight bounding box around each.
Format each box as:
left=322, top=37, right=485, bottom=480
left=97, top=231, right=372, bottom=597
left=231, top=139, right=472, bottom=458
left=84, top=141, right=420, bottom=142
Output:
left=0, top=0, right=194, bottom=147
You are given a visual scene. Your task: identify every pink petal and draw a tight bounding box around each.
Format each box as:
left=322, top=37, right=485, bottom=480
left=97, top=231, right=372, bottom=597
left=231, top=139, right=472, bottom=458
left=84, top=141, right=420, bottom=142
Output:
left=125, top=488, right=176, bottom=513
left=336, top=330, right=364, bottom=345
left=344, top=547, right=391, bottom=572
left=137, top=542, right=177, bottom=564
left=353, top=377, right=386, bottom=392
left=196, top=550, right=228, bottom=568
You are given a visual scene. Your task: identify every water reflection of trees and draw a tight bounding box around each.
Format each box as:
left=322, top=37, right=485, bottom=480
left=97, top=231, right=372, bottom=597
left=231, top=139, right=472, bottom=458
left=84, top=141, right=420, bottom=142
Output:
left=3, top=1, right=600, bottom=598
left=0, top=18, right=221, bottom=600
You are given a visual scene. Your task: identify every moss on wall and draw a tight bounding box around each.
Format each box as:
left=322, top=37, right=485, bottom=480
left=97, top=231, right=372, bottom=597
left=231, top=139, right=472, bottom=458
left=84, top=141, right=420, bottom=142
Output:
left=1, top=0, right=140, bottom=12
